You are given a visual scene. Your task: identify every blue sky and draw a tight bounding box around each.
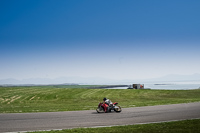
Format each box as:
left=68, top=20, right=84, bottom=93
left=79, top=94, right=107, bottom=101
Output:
left=0, top=0, right=200, bottom=81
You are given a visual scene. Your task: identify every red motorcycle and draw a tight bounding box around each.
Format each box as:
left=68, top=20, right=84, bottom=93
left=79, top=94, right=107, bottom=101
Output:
left=96, top=102, right=122, bottom=113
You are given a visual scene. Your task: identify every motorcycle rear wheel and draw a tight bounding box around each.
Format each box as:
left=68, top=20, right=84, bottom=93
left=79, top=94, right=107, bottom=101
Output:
left=96, top=107, right=105, bottom=113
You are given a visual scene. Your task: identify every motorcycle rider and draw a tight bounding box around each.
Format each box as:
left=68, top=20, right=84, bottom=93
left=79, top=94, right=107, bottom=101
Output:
left=103, top=97, right=113, bottom=112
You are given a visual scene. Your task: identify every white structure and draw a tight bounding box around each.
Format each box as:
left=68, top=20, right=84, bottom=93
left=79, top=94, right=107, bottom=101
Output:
left=128, top=84, right=144, bottom=89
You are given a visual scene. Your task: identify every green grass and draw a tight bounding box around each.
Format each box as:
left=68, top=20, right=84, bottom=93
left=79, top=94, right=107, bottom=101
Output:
left=0, top=85, right=200, bottom=113
left=30, top=119, right=200, bottom=133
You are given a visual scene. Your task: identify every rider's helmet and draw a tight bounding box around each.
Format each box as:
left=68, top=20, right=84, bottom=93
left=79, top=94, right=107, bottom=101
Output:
left=103, top=97, right=107, bottom=101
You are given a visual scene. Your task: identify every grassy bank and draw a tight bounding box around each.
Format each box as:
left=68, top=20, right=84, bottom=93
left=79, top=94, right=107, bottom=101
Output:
left=29, top=119, right=200, bottom=133
left=0, top=85, right=200, bottom=113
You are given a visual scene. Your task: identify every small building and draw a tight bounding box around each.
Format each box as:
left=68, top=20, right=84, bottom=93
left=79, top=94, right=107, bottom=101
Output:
left=128, top=84, right=144, bottom=89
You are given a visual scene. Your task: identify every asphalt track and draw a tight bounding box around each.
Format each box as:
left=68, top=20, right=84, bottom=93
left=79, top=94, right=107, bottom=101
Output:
left=0, top=102, right=200, bottom=133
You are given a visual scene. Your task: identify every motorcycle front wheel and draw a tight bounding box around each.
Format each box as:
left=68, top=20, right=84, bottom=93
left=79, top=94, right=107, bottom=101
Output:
left=114, top=106, right=122, bottom=113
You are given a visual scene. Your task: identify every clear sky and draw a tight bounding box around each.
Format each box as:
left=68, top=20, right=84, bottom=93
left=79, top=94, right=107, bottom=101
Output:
left=0, top=0, right=200, bottom=81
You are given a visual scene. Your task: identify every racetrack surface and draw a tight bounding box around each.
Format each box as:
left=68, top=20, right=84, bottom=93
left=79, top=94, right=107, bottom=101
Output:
left=0, top=102, right=200, bottom=133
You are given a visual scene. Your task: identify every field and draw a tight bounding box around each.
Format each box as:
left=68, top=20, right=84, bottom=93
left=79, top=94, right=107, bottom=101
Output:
left=1, top=85, right=200, bottom=113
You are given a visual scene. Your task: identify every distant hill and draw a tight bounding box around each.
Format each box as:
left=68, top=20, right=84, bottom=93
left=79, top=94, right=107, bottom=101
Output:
left=0, top=77, right=119, bottom=85
left=150, top=73, right=200, bottom=82
left=0, top=78, right=20, bottom=84
left=0, top=73, right=200, bottom=85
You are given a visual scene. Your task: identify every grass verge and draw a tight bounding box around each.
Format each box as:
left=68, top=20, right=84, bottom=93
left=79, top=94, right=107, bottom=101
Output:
left=30, top=119, right=200, bottom=133
left=0, top=85, right=200, bottom=113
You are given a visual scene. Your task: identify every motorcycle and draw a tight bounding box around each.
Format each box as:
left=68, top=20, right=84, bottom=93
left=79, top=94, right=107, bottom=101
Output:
left=96, top=102, right=122, bottom=113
